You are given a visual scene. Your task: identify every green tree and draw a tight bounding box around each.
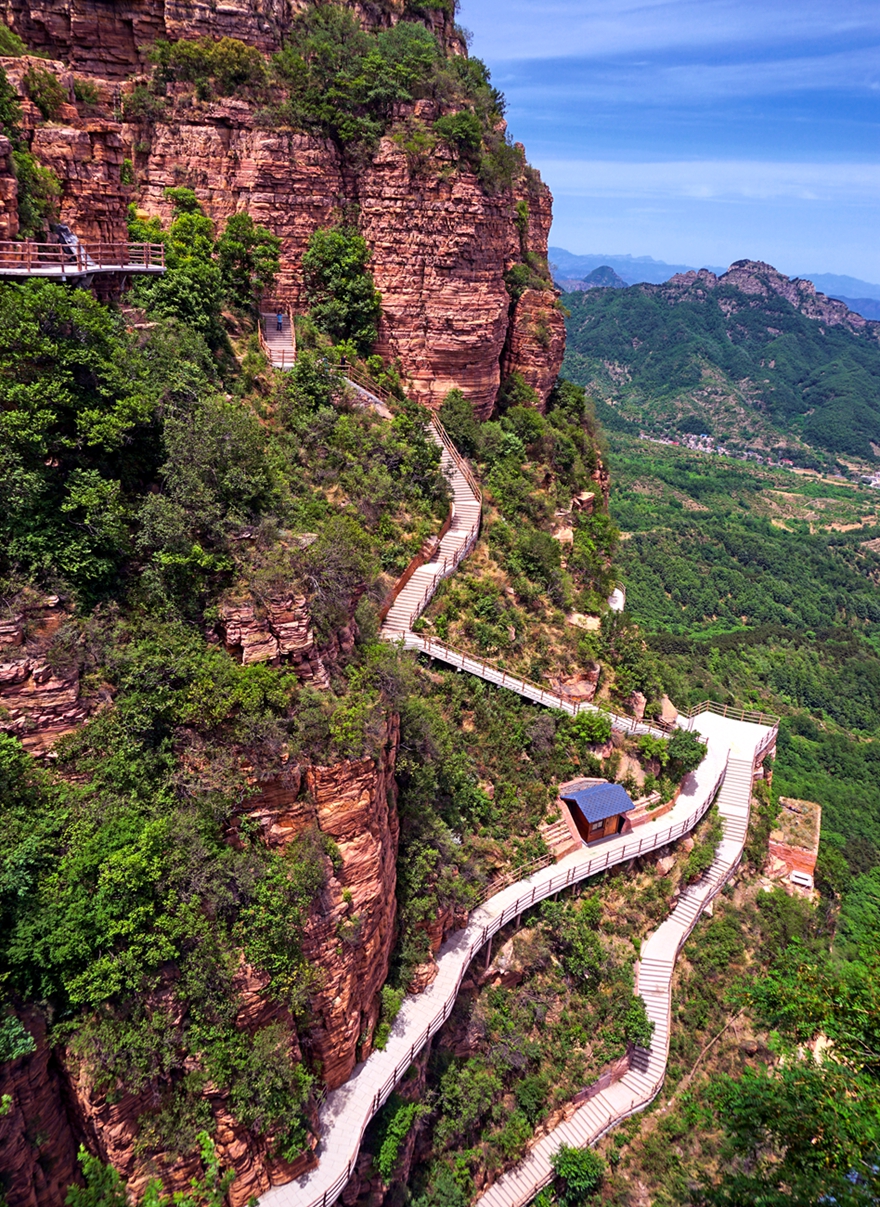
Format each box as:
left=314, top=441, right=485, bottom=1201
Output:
left=0, top=21, right=27, bottom=56
left=550, top=1144, right=605, bottom=1206
left=22, top=65, right=66, bottom=120
left=667, top=727, right=708, bottom=777
left=302, top=225, right=382, bottom=355
left=216, top=212, right=280, bottom=311
left=12, top=150, right=61, bottom=237
left=438, top=388, right=482, bottom=458
left=0, top=64, right=22, bottom=142
left=0, top=281, right=157, bottom=594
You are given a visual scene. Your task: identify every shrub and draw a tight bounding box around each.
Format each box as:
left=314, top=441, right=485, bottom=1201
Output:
left=0, top=65, right=22, bottom=144
left=498, top=371, right=540, bottom=410
left=551, top=1144, right=605, bottom=1206
left=434, top=109, right=482, bottom=157
left=23, top=65, right=67, bottom=120
left=438, top=388, right=482, bottom=458
left=120, top=157, right=134, bottom=185
left=73, top=77, right=100, bottom=106
left=569, top=710, right=612, bottom=746
left=0, top=22, right=27, bottom=56
left=151, top=36, right=267, bottom=97
left=376, top=1098, right=427, bottom=1179
left=667, top=727, right=708, bottom=777
left=120, top=84, right=166, bottom=122
left=11, top=150, right=61, bottom=236
left=683, top=805, right=723, bottom=884
left=0, top=1012, right=36, bottom=1061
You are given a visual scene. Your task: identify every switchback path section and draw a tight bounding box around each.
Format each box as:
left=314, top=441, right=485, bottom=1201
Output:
left=259, top=721, right=775, bottom=1207
left=378, top=408, right=671, bottom=740
left=474, top=711, right=771, bottom=1207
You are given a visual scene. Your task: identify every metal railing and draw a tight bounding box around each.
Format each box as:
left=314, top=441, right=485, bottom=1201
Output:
left=0, top=240, right=165, bottom=274
left=299, top=753, right=729, bottom=1207
left=402, top=632, right=673, bottom=739
left=683, top=699, right=779, bottom=728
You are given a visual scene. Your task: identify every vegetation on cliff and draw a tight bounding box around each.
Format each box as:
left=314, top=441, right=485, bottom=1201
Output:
left=417, top=383, right=662, bottom=710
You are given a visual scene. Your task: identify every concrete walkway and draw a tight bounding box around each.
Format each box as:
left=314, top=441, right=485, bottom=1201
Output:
left=259, top=722, right=753, bottom=1207
left=474, top=712, right=771, bottom=1207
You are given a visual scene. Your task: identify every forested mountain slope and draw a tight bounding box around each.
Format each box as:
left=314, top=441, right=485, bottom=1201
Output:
left=562, top=260, right=880, bottom=465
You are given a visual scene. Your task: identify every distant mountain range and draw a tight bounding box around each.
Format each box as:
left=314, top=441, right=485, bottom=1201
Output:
left=549, top=248, right=880, bottom=320
left=560, top=259, right=880, bottom=465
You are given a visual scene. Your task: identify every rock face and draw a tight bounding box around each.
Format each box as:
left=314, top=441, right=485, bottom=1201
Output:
left=0, top=1013, right=85, bottom=1207
left=2, top=0, right=463, bottom=79
left=64, top=976, right=314, bottom=1207
left=243, top=711, right=402, bottom=1089
left=217, top=583, right=362, bottom=687
left=1, top=717, right=402, bottom=1207
left=128, top=96, right=563, bottom=416
left=500, top=287, right=567, bottom=404
left=0, top=55, right=130, bottom=242
left=0, top=21, right=563, bottom=415
left=0, top=597, right=95, bottom=754
left=0, top=133, right=18, bottom=237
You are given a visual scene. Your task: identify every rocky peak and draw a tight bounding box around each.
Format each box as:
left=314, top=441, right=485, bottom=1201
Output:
left=660, top=260, right=875, bottom=336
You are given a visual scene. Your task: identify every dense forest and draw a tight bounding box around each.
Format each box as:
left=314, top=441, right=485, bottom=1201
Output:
left=562, top=270, right=880, bottom=463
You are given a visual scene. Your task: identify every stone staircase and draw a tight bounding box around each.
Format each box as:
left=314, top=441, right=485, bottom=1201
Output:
left=260, top=311, right=296, bottom=369
left=538, top=815, right=580, bottom=859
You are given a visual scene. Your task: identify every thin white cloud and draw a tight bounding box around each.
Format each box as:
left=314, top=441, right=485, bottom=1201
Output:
left=460, top=0, right=880, bottom=61
left=505, top=44, right=880, bottom=105
left=537, top=159, right=880, bottom=202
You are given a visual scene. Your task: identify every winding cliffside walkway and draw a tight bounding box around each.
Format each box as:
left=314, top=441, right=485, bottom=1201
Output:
left=380, top=413, right=669, bottom=738
left=255, top=714, right=777, bottom=1207
left=259, top=387, right=778, bottom=1207
left=474, top=712, right=770, bottom=1207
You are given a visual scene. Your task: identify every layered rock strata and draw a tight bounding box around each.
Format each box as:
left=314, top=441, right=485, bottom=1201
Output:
left=0, top=54, right=564, bottom=415
left=0, top=597, right=94, bottom=754
left=128, top=96, right=563, bottom=415
left=217, top=587, right=361, bottom=687
left=241, top=712, right=401, bottom=1089
left=0, top=1013, right=85, bottom=1207
left=2, top=0, right=464, bottom=79
left=3, top=715, right=402, bottom=1207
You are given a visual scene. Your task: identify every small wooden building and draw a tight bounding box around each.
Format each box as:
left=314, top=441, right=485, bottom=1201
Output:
left=559, top=780, right=636, bottom=844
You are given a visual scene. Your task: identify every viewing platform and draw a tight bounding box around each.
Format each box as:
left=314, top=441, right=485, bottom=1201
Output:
left=0, top=239, right=166, bottom=280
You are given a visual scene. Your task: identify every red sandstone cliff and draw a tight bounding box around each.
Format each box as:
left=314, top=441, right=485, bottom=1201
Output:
left=0, top=1013, right=85, bottom=1207
left=127, top=93, right=562, bottom=415
left=1, top=714, right=402, bottom=1207
left=2, top=0, right=464, bottom=79
left=0, top=16, right=564, bottom=416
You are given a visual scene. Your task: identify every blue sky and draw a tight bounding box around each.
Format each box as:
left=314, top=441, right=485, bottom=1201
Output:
left=458, top=0, right=880, bottom=281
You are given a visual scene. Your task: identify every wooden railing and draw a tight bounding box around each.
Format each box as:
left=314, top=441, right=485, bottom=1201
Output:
left=0, top=240, right=165, bottom=273
left=684, top=699, right=779, bottom=728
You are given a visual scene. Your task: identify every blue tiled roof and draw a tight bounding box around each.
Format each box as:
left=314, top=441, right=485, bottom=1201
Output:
left=560, top=782, right=636, bottom=823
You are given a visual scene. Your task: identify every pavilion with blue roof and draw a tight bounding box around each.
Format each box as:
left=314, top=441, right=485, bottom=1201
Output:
left=559, top=780, right=636, bottom=844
